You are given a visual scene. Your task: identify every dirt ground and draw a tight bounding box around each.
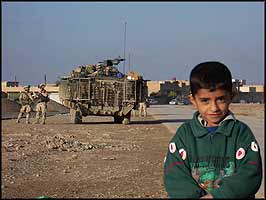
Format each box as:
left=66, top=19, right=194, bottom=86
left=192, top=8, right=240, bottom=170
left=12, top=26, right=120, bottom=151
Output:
left=229, top=103, right=264, bottom=119
left=2, top=113, right=172, bottom=198
left=1, top=103, right=264, bottom=198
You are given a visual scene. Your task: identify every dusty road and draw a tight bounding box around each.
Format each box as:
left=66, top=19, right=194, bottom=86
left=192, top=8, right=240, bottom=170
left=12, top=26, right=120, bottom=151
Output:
left=2, top=113, right=172, bottom=198
left=1, top=103, right=264, bottom=198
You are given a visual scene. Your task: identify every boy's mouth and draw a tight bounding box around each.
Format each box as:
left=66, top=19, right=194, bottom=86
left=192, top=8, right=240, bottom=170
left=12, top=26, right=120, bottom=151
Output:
left=207, top=113, right=224, bottom=119
left=208, top=113, right=222, bottom=116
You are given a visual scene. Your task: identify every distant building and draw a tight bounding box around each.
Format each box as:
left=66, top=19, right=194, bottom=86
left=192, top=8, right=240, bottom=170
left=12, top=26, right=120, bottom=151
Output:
left=147, top=80, right=165, bottom=96
left=147, top=79, right=190, bottom=96
left=160, top=81, right=181, bottom=96
left=232, top=79, right=246, bottom=93
left=177, top=80, right=190, bottom=87
left=2, top=81, right=59, bottom=94
left=2, top=81, right=19, bottom=87
left=233, top=85, right=264, bottom=103
left=239, top=85, right=264, bottom=93
left=147, top=79, right=264, bottom=104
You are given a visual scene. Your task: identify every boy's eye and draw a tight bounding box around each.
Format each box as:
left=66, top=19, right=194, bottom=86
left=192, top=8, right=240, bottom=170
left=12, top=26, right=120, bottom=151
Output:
left=217, top=97, right=225, bottom=103
left=200, top=98, right=209, bottom=103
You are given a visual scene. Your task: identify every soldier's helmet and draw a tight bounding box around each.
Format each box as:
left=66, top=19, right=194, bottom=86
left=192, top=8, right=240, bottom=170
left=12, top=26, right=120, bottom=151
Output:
left=23, top=85, right=30, bottom=90
left=38, top=83, right=46, bottom=88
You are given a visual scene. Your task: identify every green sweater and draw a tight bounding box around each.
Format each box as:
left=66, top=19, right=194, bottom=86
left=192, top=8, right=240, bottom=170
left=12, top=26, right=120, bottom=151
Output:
left=163, top=111, right=262, bottom=198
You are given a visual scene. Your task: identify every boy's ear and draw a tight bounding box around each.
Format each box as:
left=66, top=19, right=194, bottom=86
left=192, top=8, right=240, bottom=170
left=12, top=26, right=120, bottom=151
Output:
left=188, top=94, right=196, bottom=107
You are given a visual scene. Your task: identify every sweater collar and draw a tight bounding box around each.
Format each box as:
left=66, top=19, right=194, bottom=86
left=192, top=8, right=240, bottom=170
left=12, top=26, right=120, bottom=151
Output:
left=191, top=111, right=236, bottom=137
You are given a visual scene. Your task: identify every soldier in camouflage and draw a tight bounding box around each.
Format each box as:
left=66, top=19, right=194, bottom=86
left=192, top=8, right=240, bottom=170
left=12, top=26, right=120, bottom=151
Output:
left=17, top=85, right=34, bottom=124
left=34, top=84, right=50, bottom=124
left=138, top=101, right=147, bottom=117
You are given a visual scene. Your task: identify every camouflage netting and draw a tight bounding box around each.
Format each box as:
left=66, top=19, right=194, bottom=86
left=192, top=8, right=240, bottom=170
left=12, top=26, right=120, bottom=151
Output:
left=69, top=58, right=126, bottom=78
left=70, top=64, right=121, bottom=78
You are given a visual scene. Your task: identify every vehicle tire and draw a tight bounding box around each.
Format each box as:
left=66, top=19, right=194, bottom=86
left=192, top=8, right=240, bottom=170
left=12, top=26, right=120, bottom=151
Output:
left=114, top=111, right=131, bottom=124
left=122, top=118, right=129, bottom=125
left=114, top=115, right=123, bottom=124
left=113, top=115, right=119, bottom=123
left=113, top=116, right=118, bottom=123
left=122, top=111, right=131, bottom=125
left=70, top=108, right=82, bottom=124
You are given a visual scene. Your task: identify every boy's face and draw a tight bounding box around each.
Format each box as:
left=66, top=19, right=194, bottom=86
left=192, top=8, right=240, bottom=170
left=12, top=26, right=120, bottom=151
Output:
left=189, top=88, right=232, bottom=127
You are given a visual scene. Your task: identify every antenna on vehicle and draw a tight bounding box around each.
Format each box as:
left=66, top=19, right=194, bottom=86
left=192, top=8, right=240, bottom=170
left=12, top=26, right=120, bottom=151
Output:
left=123, top=21, right=127, bottom=74
left=44, top=74, right=47, bottom=85
left=128, top=53, right=131, bottom=72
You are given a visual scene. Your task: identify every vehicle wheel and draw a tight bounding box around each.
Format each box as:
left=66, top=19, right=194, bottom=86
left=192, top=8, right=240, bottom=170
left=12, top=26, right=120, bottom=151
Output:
left=114, top=115, right=122, bottom=124
left=122, top=118, right=129, bottom=125
left=113, top=116, right=118, bottom=123
left=122, top=111, right=131, bottom=125
left=70, top=108, right=82, bottom=124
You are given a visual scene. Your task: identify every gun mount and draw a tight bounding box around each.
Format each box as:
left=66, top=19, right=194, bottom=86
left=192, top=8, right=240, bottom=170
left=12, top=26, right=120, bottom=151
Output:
left=69, top=57, right=126, bottom=78
left=97, top=57, right=125, bottom=67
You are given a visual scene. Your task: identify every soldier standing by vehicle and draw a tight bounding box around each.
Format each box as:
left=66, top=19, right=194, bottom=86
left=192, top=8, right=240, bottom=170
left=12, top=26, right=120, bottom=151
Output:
left=138, top=100, right=147, bottom=117
left=34, top=84, right=50, bottom=124
left=17, top=85, right=34, bottom=124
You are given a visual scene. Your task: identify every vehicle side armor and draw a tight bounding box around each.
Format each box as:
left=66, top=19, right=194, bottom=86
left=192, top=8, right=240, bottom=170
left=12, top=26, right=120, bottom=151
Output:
left=59, top=58, right=147, bottom=124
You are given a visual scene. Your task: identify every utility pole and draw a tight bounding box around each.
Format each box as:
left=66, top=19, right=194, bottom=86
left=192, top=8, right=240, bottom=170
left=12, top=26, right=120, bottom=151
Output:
left=123, top=21, right=127, bottom=74
left=128, top=53, right=131, bottom=72
left=14, top=75, right=17, bottom=87
left=44, top=74, right=47, bottom=85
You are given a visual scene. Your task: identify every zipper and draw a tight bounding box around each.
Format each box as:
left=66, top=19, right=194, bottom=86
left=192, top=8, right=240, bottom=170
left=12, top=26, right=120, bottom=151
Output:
left=208, top=133, right=214, bottom=144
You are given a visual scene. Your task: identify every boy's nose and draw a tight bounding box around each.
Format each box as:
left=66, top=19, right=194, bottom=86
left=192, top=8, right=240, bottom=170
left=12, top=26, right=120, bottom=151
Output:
left=210, top=101, right=220, bottom=112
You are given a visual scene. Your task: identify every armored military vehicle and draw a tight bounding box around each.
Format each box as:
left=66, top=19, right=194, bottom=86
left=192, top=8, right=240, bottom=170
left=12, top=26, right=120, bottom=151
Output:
left=59, top=57, right=148, bottom=124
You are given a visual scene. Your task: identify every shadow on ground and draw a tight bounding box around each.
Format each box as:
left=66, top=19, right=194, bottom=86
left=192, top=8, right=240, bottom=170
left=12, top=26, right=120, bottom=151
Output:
left=74, top=119, right=190, bottom=125
left=131, top=118, right=190, bottom=125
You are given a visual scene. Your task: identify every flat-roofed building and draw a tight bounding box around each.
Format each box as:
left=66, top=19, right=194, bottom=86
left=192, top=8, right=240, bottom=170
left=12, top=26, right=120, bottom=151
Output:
left=2, top=81, right=19, bottom=87
left=147, top=79, right=264, bottom=104
left=233, top=85, right=264, bottom=103
left=147, top=80, right=165, bottom=96
left=2, top=81, right=59, bottom=93
left=240, top=85, right=264, bottom=93
left=160, top=80, right=181, bottom=96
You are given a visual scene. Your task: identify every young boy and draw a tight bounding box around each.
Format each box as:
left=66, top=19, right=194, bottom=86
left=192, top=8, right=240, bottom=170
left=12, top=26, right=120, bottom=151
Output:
left=163, top=61, right=262, bottom=198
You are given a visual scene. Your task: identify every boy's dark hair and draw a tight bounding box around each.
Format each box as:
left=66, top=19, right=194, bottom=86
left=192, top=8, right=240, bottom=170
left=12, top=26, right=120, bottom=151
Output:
left=189, top=61, right=233, bottom=96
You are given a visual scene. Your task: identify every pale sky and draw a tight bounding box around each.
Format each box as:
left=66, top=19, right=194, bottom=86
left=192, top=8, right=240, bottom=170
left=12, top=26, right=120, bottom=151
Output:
left=2, top=2, right=264, bottom=86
